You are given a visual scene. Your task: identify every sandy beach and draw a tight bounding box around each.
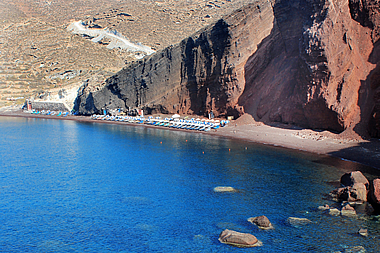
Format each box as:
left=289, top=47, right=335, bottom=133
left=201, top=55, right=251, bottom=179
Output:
left=209, top=115, right=380, bottom=170
left=1, top=109, right=379, bottom=170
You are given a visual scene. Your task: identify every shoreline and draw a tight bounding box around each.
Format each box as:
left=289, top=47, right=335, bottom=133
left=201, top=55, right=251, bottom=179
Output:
left=1, top=110, right=380, bottom=171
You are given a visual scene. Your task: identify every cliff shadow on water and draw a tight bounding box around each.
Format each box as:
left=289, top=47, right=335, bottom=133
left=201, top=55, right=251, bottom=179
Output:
left=328, top=139, right=380, bottom=171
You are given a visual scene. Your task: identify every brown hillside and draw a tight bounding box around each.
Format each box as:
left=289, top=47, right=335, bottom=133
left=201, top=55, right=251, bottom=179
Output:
left=0, top=0, right=251, bottom=108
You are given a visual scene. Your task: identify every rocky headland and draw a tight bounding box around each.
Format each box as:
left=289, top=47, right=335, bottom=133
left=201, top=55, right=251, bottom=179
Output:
left=75, top=0, right=380, bottom=141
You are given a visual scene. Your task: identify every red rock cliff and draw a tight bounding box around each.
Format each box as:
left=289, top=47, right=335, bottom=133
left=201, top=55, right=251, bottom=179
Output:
left=75, top=0, right=380, bottom=138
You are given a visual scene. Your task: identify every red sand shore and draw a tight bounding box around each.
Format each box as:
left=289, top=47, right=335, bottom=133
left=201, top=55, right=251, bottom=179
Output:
left=1, top=109, right=380, bottom=170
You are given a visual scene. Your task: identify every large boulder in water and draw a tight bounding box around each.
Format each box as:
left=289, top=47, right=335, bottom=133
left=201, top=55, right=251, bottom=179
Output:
left=247, top=215, right=273, bottom=229
left=340, top=171, right=369, bottom=189
left=218, top=229, right=259, bottom=247
left=351, top=183, right=368, bottom=202
left=343, top=183, right=367, bottom=202
left=332, top=183, right=367, bottom=202
left=369, top=178, right=380, bottom=212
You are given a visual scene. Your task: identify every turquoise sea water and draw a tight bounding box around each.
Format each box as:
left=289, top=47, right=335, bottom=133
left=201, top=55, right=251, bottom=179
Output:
left=0, top=116, right=379, bottom=252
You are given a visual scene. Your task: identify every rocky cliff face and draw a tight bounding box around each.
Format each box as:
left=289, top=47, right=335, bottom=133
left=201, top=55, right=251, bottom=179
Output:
left=75, top=2, right=275, bottom=118
left=239, top=0, right=379, bottom=136
left=348, top=0, right=380, bottom=138
left=75, top=0, right=380, bottom=138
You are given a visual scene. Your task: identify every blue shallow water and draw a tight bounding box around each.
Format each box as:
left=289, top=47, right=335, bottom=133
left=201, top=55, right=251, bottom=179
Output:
left=0, top=116, right=379, bottom=252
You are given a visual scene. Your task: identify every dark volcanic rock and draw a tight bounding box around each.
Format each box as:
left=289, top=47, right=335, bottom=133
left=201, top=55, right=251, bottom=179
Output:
left=331, top=171, right=370, bottom=202
left=340, top=171, right=370, bottom=189
left=332, top=183, right=367, bottom=202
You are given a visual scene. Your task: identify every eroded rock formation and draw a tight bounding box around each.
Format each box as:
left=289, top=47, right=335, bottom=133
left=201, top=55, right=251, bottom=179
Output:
left=75, top=0, right=380, bottom=138
left=240, top=0, right=379, bottom=137
left=75, top=2, right=274, bottom=118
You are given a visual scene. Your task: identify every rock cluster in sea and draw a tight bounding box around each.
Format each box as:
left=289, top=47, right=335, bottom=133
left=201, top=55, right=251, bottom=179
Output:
left=215, top=172, right=380, bottom=249
left=214, top=187, right=265, bottom=247
left=326, top=171, right=380, bottom=215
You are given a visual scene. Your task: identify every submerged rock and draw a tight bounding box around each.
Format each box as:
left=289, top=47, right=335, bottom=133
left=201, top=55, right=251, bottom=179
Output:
left=318, top=204, right=330, bottom=211
left=247, top=215, right=273, bottom=229
left=329, top=208, right=341, bottom=216
left=213, top=186, right=237, bottom=193
left=286, top=217, right=312, bottom=227
left=218, top=229, right=260, bottom=247
left=340, top=203, right=357, bottom=217
left=358, top=228, right=368, bottom=237
left=365, top=203, right=375, bottom=214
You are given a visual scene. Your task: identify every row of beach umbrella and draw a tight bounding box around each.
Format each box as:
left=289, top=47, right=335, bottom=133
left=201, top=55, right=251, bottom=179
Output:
left=90, top=114, right=229, bottom=131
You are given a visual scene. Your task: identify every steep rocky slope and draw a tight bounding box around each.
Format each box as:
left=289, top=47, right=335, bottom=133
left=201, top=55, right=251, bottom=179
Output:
left=240, top=0, right=378, bottom=137
left=75, top=2, right=274, bottom=118
left=76, top=0, right=380, bottom=139
left=349, top=0, right=380, bottom=138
